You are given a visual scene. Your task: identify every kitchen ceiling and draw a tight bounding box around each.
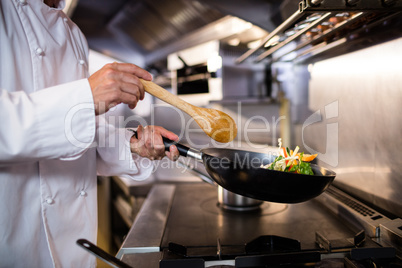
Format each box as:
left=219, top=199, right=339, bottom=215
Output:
left=71, top=0, right=287, bottom=66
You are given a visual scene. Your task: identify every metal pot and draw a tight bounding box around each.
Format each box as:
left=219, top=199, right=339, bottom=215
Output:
left=217, top=186, right=263, bottom=211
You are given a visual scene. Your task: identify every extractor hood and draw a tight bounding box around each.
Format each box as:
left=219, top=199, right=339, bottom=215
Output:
left=70, top=0, right=283, bottom=66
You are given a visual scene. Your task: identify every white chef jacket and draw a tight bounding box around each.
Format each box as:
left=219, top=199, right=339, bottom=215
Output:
left=0, top=0, right=153, bottom=267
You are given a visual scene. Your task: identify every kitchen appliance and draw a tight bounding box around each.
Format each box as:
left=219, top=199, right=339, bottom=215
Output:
left=112, top=182, right=402, bottom=267
left=175, top=61, right=211, bottom=96
left=167, top=41, right=223, bottom=107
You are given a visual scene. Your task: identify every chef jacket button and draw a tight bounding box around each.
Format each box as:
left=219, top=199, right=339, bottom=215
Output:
left=79, top=59, right=85, bottom=65
left=35, top=48, right=44, bottom=56
left=80, top=191, right=87, bottom=197
left=64, top=18, right=68, bottom=22
left=46, top=198, right=54, bottom=204
left=18, top=0, right=27, bottom=5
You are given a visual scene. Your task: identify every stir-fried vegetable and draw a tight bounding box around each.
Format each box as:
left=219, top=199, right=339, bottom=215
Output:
left=261, top=139, right=317, bottom=175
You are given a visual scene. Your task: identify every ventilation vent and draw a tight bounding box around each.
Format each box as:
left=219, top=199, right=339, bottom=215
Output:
left=326, top=188, right=375, bottom=217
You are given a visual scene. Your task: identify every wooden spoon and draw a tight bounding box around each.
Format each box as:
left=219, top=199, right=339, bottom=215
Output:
left=140, top=79, right=237, bottom=143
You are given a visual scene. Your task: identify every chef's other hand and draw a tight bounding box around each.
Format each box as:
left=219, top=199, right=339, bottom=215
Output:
left=130, top=125, right=180, bottom=161
left=88, top=62, right=152, bottom=115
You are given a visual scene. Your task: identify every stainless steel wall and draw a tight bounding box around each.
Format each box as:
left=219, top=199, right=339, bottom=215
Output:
left=297, top=37, right=402, bottom=218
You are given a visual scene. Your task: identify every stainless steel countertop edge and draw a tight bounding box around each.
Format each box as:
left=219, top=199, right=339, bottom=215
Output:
left=116, top=184, right=176, bottom=259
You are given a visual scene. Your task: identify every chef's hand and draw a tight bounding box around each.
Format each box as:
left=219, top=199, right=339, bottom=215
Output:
left=130, top=125, right=180, bottom=161
left=88, top=62, right=152, bottom=115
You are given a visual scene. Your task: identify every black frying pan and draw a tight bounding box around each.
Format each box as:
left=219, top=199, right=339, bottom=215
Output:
left=163, top=138, right=336, bottom=203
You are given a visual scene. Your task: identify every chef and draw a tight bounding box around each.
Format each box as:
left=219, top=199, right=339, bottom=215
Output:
left=0, top=0, right=179, bottom=267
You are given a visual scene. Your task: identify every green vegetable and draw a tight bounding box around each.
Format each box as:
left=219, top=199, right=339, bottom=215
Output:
left=261, top=141, right=316, bottom=175
left=288, top=164, right=298, bottom=173
left=267, top=153, right=314, bottom=175
left=297, top=161, right=314, bottom=175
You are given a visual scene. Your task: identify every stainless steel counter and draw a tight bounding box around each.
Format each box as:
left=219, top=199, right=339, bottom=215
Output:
left=117, top=184, right=176, bottom=256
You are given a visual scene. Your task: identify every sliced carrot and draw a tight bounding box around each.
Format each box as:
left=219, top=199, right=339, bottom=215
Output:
left=298, top=153, right=317, bottom=162
left=282, top=147, right=288, bottom=157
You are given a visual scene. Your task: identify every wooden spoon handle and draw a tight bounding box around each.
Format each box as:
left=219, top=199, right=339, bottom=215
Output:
left=140, top=79, right=196, bottom=117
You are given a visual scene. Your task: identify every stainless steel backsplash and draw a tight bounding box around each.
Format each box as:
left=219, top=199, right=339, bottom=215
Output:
left=297, top=37, right=402, bottom=218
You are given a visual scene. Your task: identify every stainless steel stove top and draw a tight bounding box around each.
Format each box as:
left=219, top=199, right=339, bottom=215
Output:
left=117, top=182, right=402, bottom=267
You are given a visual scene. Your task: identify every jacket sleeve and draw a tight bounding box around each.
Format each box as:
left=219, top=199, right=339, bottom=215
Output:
left=0, top=79, right=96, bottom=166
left=95, top=115, right=154, bottom=181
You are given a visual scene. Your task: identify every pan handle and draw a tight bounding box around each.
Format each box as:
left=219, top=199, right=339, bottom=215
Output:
left=162, top=137, right=190, bottom=157
left=128, top=129, right=202, bottom=161
left=162, top=137, right=202, bottom=161
left=76, top=239, right=132, bottom=268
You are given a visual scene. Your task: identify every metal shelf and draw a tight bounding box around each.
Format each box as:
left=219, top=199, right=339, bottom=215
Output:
left=236, top=0, right=402, bottom=64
